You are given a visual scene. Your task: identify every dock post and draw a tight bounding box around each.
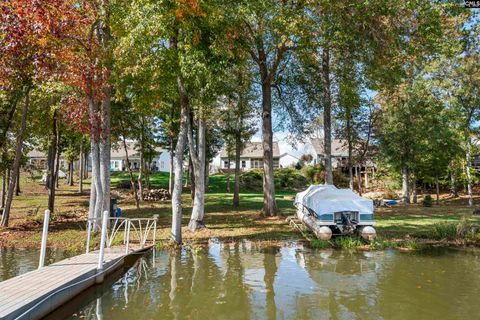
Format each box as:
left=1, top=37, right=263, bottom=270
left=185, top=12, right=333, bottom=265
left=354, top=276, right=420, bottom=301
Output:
left=96, top=210, right=109, bottom=283
left=125, top=219, right=130, bottom=254
left=86, top=219, right=91, bottom=253
left=38, top=209, right=50, bottom=268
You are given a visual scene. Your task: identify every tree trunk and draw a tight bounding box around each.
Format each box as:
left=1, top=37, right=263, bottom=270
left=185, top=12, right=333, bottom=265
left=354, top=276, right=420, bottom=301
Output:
left=55, top=147, right=60, bottom=189
left=169, top=138, right=174, bottom=195
left=402, top=165, right=410, bottom=204
left=188, top=115, right=206, bottom=231
left=356, top=167, right=363, bottom=196
left=138, top=129, right=144, bottom=201
left=322, top=47, right=333, bottom=185
left=0, top=93, right=19, bottom=151
left=347, top=117, right=354, bottom=190
left=260, top=79, right=278, bottom=216
left=226, top=157, right=231, bottom=193
left=122, top=133, right=139, bottom=209
left=1, top=88, right=30, bottom=227
left=83, top=148, right=88, bottom=179
left=171, top=70, right=189, bottom=243
left=99, top=83, right=111, bottom=216
left=412, top=170, right=417, bottom=204
left=47, top=109, right=58, bottom=212
left=68, top=161, right=74, bottom=186
left=1, top=170, right=6, bottom=209
left=15, top=166, right=20, bottom=196
left=189, top=157, right=195, bottom=201
left=79, top=139, right=84, bottom=194
left=233, top=132, right=241, bottom=207
left=466, top=138, right=473, bottom=206
left=435, top=173, right=440, bottom=205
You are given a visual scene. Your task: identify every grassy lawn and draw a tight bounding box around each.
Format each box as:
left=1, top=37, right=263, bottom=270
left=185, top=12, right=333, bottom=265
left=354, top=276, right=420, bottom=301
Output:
left=1, top=171, right=480, bottom=251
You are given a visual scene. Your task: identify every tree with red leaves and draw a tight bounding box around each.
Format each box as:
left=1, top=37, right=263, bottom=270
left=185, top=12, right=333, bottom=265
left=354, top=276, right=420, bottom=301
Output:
left=0, top=0, right=80, bottom=226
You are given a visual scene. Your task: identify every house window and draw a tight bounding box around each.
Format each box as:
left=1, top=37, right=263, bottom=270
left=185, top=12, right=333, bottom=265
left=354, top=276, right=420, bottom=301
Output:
left=223, top=160, right=229, bottom=168
left=160, top=161, right=164, bottom=169
left=241, top=160, right=246, bottom=168
left=273, top=159, right=279, bottom=169
left=251, top=159, right=263, bottom=168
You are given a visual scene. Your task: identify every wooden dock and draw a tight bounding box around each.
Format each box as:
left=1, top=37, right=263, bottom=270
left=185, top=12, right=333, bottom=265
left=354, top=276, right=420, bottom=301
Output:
left=0, top=213, right=158, bottom=320
left=0, top=245, right=150, bottom=320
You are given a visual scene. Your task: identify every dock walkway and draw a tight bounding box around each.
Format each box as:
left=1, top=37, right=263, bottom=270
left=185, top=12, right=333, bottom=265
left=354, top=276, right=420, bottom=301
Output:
left=0, top=213, right=158, bottom=320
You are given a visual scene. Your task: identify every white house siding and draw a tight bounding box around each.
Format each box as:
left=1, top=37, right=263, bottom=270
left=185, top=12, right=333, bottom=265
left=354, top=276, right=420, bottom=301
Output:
left=279, top=153, right=299, bottom=168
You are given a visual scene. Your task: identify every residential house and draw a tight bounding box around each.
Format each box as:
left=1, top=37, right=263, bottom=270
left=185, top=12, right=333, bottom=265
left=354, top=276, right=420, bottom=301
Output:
left=218, top=142, right=280, bottom=170
left=279, top=153, right=300, bottom=168
left=310, top=137, right=376, bottom=186
left=110, top=142, right=171, bottom=173
left=26, top=142, right=172, bottom=173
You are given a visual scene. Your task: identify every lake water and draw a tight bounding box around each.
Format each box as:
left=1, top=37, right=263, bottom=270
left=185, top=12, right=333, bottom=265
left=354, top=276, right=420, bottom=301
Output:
left=1, top=242, right=480, bottom=319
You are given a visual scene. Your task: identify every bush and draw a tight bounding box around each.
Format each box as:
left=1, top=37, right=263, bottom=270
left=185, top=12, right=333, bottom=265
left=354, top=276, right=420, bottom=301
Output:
left=333, top=236, right=364, bottom=249
left=240, top=168, right=308, bottom=191
left=274, top=168, right=308, bottom=190
left=423, top=195, right=433, bottom=207
left=432, top=222, right=457, bottom=240
left=310, top=239, right=331, bottom=249
left=301, top=164, right=324, bottom=184
left=239, top=169, right=264, bottom=191
left=116, top=180, right=137, bottom=189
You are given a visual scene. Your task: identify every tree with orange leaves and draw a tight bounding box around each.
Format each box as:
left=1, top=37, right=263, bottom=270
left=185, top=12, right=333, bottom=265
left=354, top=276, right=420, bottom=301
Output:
left=0, top=0, right=81, bottom=226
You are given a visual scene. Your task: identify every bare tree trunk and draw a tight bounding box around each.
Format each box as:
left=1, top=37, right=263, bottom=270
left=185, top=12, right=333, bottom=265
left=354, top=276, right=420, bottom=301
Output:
left=83, top=148, right=88, bottom=179
left=171, top=70, right=189, bottom=243
left=188, top=114, right=206, bottom=231
left=322, top=47, right=333, bottom=185
left=347, top=123, right=354, bottom=190
left=79, top=139, right=84, bottom=193
left=47, top=109, right=58, bottom=212
left=402, top=165, right=410, bottom=204
left=233, top=132, right=241, bottom=207
left=122, top=133, right=139, bottom=209
left=226, top=157, right=231, bottom=193
left=412, top=170, right=417, bottom=204
left=1, top=88, right=30, bottom=227
left=1, top=171, right=6, bottom=209
left=169, top=138, right=174, bottom=195
left=0, top=94, right=19, bottom=152
left=435, top=173, right=440, bottom=205
left=189, top=157, right=195, bottom=201
left=138, top=129, right=144, bottom=201
left=68, top=161, right=74, bottom=186
left=55, top=146, right=60, bottom=189
left=15, top=166, right=20, bottom=196
left=357, top=167, right=363, bottom=196
left=260, top=80, right=278, bottom=216
left=99, top=86, right=111, bottom=217
left=466, top=138, right=473, bottom=206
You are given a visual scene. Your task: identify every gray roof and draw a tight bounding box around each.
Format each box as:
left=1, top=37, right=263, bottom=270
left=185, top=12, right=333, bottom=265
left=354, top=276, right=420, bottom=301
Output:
left=220, top=141, right=280, bottom=158
left=311, top=138, right=349, bottom=157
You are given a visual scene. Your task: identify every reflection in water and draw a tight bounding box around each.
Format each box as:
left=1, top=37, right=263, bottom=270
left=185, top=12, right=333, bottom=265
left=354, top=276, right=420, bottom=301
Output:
left=0, top=247, right=73, bottom=281
left=26, top=243, right=476, bottom=320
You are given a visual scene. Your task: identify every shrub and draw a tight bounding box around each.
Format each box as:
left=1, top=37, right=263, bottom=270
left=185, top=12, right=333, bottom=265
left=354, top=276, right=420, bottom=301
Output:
left=274, top=168, right=308, bottom=190
left=432, top=222, right=457, bottom=240
left=423, top=195, right=433, bottom=207
left=333, top=236, right=364, bottom=249
left=456, top=216, right=479, bottom=239
left=310, top=239, right=331, bottom=249
left=116, top=180, right=137, bottom=189
left=240, top=168, right=308, bottom=191
left=239, top=169, right=264, bottom=191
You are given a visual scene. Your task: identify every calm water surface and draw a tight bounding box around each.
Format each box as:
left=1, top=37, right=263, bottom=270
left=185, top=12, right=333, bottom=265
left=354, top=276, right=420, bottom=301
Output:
left=1, top=242, right=479, bottom=319
left=0, top=247, right=73, bottom=281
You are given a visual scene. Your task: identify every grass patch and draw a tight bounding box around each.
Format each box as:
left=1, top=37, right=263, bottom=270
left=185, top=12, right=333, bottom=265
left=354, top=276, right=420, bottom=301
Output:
left=333, top=236, right=364, bottom=249
left=310, top=239, right=331, bottom=249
